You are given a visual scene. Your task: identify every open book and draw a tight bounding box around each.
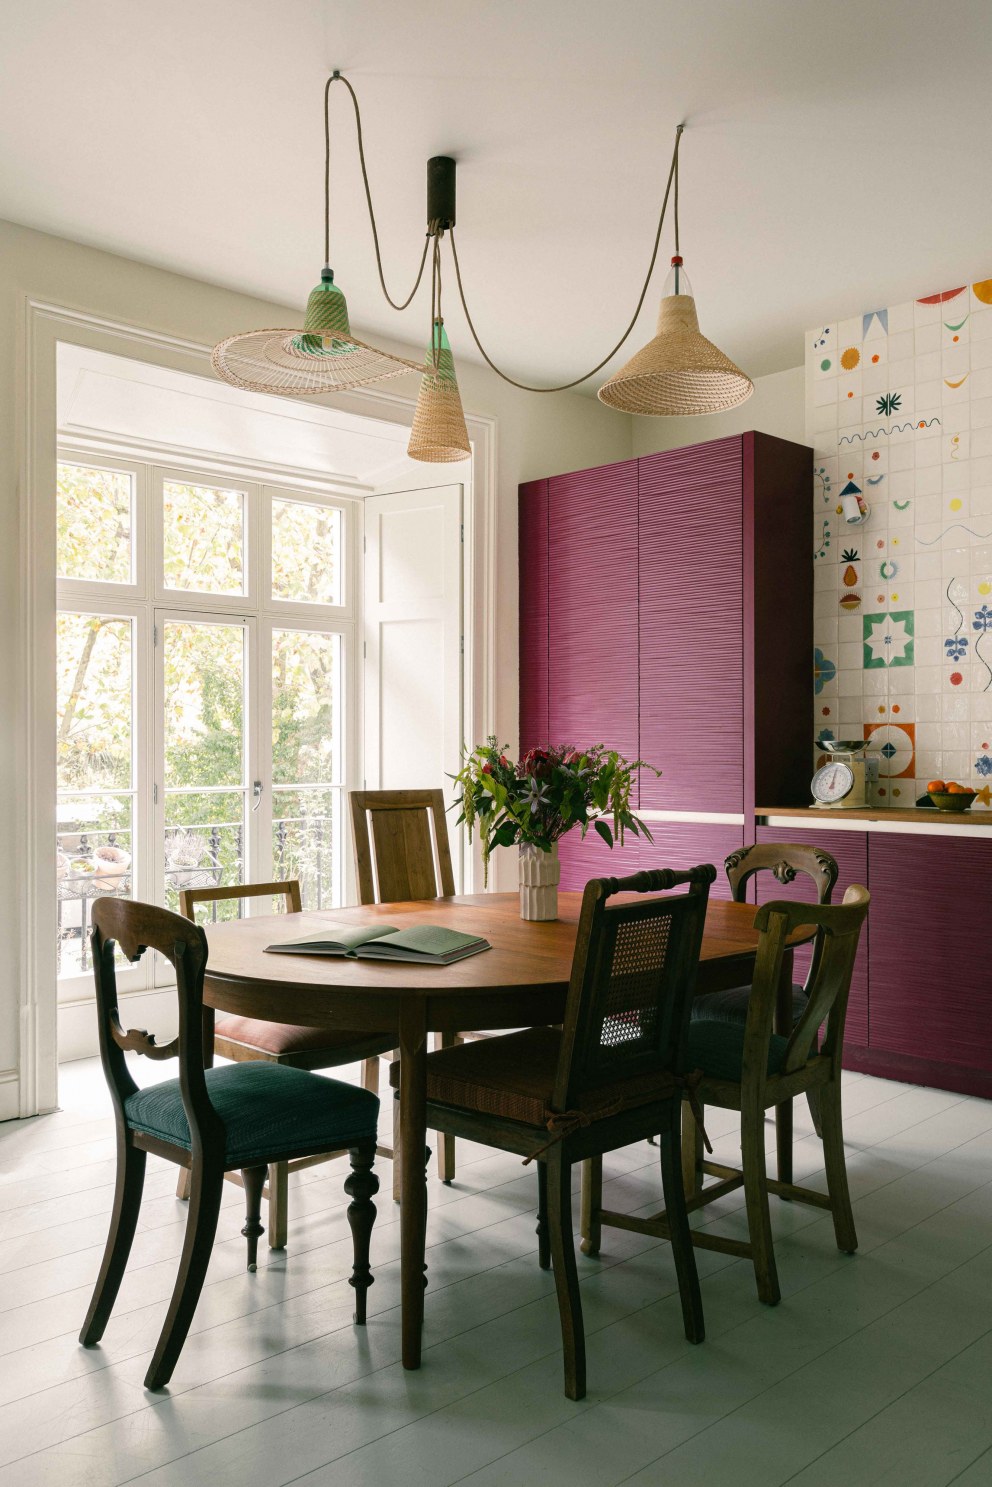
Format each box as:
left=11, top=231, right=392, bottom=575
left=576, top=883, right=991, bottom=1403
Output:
left=265, top=922, right=491, bottom=965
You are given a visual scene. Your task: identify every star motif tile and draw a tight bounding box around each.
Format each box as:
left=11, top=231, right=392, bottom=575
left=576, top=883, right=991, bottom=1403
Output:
left=863, top=610, right=915, bottom=668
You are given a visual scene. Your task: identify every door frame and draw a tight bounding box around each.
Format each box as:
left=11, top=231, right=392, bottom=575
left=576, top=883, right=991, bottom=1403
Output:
left=17, top=296, right=497, bottom=1115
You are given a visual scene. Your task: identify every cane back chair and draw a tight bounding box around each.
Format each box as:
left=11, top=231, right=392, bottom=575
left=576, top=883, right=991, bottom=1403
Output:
left=393, top=865, right=716, bottom=1400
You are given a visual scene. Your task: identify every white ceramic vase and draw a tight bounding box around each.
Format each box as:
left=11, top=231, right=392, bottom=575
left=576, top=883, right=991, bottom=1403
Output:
left=518, top=842, right=560, bottom=921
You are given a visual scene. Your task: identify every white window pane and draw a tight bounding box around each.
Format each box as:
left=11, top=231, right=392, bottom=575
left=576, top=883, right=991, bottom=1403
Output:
left=271, top=499, right=340, bottom=605
left=272, top=788, right=336, bottom=909
left=57, top=464, right=133, bottom=584
left=57, top=793, right=133, bottom=979
left=163, top=621, right=245, bottom=788
left=56, top=613, right=133, bottom=792
left=163, top=481, right=245, bottom=594
left=272, top=629, right=339, bottom=786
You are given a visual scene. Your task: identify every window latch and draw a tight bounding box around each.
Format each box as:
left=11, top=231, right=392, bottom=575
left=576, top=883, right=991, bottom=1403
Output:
left=252, top=780, right=263, bottom=812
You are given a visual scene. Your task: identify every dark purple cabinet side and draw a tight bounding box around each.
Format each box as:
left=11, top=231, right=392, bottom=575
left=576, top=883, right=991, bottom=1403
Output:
left=518, top=479, right=549, bottom=751
left=638, top=438, right=744, bottom=813
left=756, top=826, right=869, bottom=1051
left=867, top=833, right=992, bottom=1073
left=547, top=461, right=639, bottom=766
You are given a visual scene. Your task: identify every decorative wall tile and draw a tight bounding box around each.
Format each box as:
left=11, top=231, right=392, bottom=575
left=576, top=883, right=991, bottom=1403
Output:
left=807, top=272, right=992, bottom=805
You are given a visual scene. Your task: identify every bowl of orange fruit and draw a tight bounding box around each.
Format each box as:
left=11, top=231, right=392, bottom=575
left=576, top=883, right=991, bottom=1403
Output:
left=927, top=780, right=978, bottom=812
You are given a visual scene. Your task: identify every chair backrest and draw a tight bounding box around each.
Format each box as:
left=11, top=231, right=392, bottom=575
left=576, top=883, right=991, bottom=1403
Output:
left=743, top=885, right=870, bottom=1087
left=90, top=897, right=223, bottom=1156
left=178, top=879, right=302, bottom=922
left=349, top=789, right=455, bottom=905
left=552, top=865, right=716, bottom=1113
left=725, top=842, right=838, bottom=905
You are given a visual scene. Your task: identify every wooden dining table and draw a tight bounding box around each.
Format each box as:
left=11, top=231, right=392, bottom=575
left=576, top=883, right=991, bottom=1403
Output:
left=202, top=890, right=811, bottom=1370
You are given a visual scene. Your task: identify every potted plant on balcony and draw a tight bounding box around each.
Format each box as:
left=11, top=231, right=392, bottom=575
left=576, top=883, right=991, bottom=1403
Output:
left=452, top=738, right=658, bottom=921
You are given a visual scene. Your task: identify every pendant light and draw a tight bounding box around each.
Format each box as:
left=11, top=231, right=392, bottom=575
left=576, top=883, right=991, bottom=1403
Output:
left=408, top=227, right=471, bottom=463
left=212, top=267, right=418, bottom=395
left=212, top=76, right=418, bottom=396
left=597, top=253, right=753, bottom=415
left=408, top=319, right=471, bottom=462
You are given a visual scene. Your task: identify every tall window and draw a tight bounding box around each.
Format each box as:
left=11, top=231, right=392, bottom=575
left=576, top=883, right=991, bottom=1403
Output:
left=55, top=455, right=355, bottom=992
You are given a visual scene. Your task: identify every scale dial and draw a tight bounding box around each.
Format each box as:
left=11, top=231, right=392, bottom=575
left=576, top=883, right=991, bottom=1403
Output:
left=811, top=761, right=855, bottom=805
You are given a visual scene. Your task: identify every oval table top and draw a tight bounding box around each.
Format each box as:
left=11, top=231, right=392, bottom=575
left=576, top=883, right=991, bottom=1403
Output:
left=202, top=892, right=814, bottom=1033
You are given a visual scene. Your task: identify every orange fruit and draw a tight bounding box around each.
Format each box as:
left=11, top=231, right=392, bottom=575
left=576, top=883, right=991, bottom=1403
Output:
left=927, top=780, right=947, bottom=793
left=947, top=781, right=966, bottom=793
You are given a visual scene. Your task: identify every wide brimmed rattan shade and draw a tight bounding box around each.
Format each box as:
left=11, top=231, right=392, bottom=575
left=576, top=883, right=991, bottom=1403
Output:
left=598, top=295, right=753, bottom=416
left=212, top=275, right=418, bottom=396
left=408, top=323, right=471, bottom=463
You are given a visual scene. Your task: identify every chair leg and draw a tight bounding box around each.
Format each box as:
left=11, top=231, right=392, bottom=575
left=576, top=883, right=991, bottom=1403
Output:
left=658, top=1114, right=704, bottom=1344
left=362, top=1056, right=380, bottom=1094
left=79, top=1140, right=147, bottom=1346
left=144, top=1161, right=224, bottom=1390
left=579, top=1156, right=602, bottom=1258
left=435, top=1032, right=458, bottom=1184
left=241, top=1166, right=266, bottom=1271
left=345, top=1140, right=380, bottom=1324
left=806, top=1086, right=824, bottom=1139
left=268, top=1161, right=289, bottom=1250
left=740, top=1099, right=780, bottom=1306
left=536, top=1159, right=551, bottom=1269
left=546, top=1147, right=586, bottom=1401
left=819, top=1078, right=857, bottom=1254
left=392, top=1089, right=402, bottom=1203
left=681, top=1097, right=704, bottom=1198
left=175, top=1166, right=191, bottom=1201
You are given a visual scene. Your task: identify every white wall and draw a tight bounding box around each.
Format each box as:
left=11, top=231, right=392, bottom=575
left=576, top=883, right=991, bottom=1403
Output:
left=630, top=364, right=804, bottom=457
left=0, top=217, right=630, bottom=1114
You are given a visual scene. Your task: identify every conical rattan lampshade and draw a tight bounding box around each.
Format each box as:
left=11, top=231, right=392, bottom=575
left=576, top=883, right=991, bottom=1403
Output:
left=212, top=270, right=419, bottom=396
left=407, top=321, right=471, bottom=463
left=598, top=294, right=753, bottom=416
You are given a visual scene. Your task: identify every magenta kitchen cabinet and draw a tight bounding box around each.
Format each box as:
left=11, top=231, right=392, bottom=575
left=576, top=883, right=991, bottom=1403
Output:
left=638, top=436, right=744, bottom=813
left=756, top=826, right=870, bottom=1051
left=547, top=460, right=640, bottom=767
left=640, top=821, right=745, bottom=900
left=866, top=833, right=992, bottom=1077
left=520, top=432, right=813, bottom=818
left=518, top=478, right=549, bottom=752
left=557, top=828, right=642, bottom=892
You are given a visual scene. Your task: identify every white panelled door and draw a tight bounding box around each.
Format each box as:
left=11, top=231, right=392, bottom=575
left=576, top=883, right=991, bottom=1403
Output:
left=363, top=485, right=464, bottom=886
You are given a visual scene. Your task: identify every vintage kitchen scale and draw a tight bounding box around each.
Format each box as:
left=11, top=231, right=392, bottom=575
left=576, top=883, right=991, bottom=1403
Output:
left=810, top=740, right=879, bottom=809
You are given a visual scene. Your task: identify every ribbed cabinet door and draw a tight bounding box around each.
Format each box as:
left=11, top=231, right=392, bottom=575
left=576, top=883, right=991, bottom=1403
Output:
left=868, top=834, right=992, bottom=1069
left=756, top=827, right=870, bottom=1049
left=518, top=479, right=549, bottom=751
left=640, top=822, right=745, bottom=900
left=547, top=461, right=639, bottom=763
left=638, top=439, right=744, bottom=812
left=557, top=830, right=642, bottom=892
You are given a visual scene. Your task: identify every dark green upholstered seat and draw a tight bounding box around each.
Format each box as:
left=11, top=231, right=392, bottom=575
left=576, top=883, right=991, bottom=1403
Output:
left=688, top=1020, right=790, bottom=1084
left=691, top=983, right=807, bottom=1027
left=124, top=1063, right=379, bottom=1169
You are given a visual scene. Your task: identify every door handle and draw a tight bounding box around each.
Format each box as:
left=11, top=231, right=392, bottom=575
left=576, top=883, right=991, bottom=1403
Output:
left=252, top=780, right=263, bottom=812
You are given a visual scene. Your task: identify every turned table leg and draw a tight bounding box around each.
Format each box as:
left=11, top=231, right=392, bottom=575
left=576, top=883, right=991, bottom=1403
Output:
left=399, top=1000, right=429, bottom=1369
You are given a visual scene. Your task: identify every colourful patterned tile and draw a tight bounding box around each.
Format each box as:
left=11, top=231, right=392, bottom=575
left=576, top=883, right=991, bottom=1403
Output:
left=863, top=610, right=915, bottom=668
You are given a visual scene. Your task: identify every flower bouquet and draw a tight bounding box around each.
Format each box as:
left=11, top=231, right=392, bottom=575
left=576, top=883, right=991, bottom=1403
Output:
left=452, top=738, right=659, bottom=920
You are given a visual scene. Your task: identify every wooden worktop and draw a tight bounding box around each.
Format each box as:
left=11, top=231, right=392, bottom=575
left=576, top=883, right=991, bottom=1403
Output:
left=756, top=805, right=992, bottom=827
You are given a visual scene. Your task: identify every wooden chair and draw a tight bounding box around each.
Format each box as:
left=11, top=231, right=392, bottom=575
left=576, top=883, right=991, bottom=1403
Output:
left=691, top=843, right=839, bottom=1166
left=349, top=790, right=459, bottom=1193
left=80, top=897, right=379, bottom=1391
left=176, top=880, right=395, bottom=1248
left=391, top=865, right=717, bottom=1400
left=585, top=886, right=870, bottom=1307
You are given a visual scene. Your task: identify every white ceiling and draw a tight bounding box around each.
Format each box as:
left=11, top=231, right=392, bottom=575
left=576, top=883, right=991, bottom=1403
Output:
left=5, top=1, right=992, bottom=388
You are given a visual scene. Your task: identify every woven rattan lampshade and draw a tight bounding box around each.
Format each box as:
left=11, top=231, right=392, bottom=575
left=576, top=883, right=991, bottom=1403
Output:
left=212, top=269, right=418, bottom=396
left=598, top=288, right=753, bottom=417
left=408, top=321, right=471, bottom=463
